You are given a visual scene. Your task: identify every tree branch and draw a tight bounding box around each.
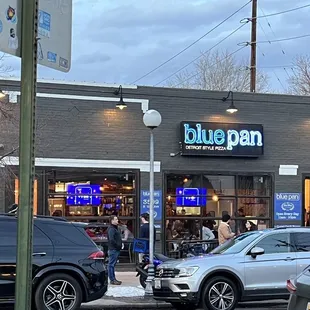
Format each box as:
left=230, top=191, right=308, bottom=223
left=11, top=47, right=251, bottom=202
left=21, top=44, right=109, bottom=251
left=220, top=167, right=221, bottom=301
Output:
left=0, top=146, right=19, bottom=161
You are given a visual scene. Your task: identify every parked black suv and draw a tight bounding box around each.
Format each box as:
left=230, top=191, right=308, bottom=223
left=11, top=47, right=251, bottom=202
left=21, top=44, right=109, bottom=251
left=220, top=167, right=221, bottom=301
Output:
left=0, top=214, right=108, bottom=310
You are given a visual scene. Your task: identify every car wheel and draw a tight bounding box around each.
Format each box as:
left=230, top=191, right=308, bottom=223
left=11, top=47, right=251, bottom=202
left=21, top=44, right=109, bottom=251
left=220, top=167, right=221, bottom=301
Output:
left=34, top=273, right=83, bottom=310
left=202, top=276, right=238, bottom=310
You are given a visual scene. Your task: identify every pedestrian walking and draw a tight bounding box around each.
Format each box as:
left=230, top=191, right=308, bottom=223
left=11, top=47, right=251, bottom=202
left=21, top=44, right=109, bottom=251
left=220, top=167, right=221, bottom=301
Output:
left=218, top=214, right=235, bottom=245
left=107, top=215, right=122, bottom=285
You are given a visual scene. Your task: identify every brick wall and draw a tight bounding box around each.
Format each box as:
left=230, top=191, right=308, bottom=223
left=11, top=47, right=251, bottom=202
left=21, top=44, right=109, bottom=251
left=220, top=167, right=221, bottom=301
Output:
left=0, top=82, right=309, bottom=213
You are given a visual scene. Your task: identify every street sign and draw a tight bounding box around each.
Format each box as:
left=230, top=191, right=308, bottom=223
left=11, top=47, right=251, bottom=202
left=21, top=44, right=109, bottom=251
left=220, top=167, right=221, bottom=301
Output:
left=140, top=190, right=162, bottom=222
left=0, top=0, right=72, bottom=72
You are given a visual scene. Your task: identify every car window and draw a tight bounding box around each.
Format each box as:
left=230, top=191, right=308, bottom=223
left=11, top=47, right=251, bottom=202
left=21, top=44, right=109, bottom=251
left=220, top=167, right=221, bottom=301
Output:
left=0, top=219, right=52, bottom=246
left=0, top=219, right=17, bottom=246
left=35, top=221, right=95, bottom=246
left=254, top=233, right=292, bottom=254
left=34, top=225, right=53, bottom=246
left=211, top=231, right=261, bottom=255
left=292, top=232, right=310, bottom=252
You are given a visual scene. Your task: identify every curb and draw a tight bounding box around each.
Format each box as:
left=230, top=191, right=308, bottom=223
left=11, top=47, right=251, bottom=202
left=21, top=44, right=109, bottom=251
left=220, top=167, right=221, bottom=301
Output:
left=81, top=298, right=288, bottom=309
left=81, top=297, right=172, bottom=309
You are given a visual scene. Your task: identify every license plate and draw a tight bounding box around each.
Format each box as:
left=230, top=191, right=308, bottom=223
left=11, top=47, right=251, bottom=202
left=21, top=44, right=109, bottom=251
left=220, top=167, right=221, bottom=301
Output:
left=154, top=278, right=161, bottom=289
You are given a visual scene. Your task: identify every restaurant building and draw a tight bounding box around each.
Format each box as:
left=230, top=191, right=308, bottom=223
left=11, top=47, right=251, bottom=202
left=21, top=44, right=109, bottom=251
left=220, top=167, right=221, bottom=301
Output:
left=0, top=78, right=308, bottom=262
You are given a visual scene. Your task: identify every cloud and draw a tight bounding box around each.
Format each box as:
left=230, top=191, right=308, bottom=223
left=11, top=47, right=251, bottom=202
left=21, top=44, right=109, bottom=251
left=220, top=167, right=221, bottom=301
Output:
left=2, top=0, right=310, bottom=93
left=75, top=53, right=111, bottom=65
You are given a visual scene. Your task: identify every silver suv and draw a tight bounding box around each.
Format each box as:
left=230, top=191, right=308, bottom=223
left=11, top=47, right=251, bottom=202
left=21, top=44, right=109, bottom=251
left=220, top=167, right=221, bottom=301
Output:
left=153, top=227, right=310, bottom=310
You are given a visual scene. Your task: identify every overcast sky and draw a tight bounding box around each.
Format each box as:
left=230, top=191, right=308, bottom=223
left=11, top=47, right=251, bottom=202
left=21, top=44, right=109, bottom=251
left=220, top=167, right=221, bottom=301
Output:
left=3, top=0, right=310, bottom=92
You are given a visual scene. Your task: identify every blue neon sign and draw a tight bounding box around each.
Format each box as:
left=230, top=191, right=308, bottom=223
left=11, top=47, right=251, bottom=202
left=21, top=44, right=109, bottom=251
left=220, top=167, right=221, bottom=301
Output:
left=181, top=121, right=264, bottom=157
left=176, top=188, right=207, bottom=206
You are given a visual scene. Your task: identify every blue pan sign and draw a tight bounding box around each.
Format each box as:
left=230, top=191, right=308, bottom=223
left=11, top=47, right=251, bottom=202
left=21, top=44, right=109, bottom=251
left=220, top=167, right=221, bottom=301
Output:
left=274, top=193, right=302, bottom=221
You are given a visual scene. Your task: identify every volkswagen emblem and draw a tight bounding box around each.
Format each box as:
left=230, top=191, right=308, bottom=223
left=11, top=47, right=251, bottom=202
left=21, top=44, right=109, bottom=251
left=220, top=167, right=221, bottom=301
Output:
left=158, top=269, right=164, bottom=277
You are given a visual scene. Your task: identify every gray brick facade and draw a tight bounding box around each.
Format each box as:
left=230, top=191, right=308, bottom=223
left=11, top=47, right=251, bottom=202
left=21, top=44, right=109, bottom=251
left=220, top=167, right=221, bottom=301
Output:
left=0, top=80, right=309, bottom=224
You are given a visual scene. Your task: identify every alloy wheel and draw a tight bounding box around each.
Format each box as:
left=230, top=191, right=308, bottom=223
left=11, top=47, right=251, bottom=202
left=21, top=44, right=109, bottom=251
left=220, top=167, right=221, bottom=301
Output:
left=43, top=279, right=77, bottom=310
left=208, top=281, right=235, bottom=310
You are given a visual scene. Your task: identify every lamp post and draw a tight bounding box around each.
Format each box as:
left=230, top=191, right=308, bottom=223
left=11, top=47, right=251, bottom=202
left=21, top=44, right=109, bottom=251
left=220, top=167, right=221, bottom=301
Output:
left=143, top=109, right=162, bottom=295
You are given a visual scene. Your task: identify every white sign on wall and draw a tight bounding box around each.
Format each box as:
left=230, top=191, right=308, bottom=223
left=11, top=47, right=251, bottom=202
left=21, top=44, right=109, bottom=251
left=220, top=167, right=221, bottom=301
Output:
left=0, top=0, right=72, bottom=72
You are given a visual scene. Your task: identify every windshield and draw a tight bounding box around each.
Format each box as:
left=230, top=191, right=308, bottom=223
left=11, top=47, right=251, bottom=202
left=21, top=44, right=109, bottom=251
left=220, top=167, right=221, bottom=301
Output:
left=211, top=231, right=261, bottom=255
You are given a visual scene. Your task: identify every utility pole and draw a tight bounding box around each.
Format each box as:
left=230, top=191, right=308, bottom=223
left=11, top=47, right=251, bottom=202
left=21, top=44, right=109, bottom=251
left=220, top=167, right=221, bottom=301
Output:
left=250, top=0, right=257, bottom=92
left=14, top=0, right=38, bottom=309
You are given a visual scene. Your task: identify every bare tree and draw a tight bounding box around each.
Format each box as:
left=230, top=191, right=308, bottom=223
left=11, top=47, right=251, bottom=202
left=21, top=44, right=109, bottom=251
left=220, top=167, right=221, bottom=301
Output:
left=287, top=55, right=310, bottom=95
left=0, top=53, right=13, bottom=77
left=167, top=49, right=270, bottom=93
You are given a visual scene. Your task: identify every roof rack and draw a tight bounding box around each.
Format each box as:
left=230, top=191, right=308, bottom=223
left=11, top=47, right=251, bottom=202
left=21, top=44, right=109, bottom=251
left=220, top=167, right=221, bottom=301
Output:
left=34, top=215, right=68, bottom=222
left=0, top=213, right=68, bottom=222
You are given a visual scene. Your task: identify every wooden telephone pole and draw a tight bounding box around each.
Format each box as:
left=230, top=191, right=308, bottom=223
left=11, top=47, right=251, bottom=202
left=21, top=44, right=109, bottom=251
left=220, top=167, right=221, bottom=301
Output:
left=250, top=0, right=257, bottom=92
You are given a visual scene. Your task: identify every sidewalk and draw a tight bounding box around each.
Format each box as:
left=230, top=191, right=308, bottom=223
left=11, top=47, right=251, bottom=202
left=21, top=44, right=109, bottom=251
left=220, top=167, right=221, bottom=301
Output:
left=81, top=272, right=172, bottom=309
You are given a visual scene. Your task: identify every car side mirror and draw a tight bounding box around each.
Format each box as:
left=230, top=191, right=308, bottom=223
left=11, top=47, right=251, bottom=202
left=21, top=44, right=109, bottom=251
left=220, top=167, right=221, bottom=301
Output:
left=250, top=247, right=265, bottom=258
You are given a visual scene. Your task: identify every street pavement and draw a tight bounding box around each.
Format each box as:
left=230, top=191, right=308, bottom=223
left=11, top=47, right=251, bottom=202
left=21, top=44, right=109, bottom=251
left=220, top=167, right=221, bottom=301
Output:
left=81, top=272, right=288, bottom=310
left=0, top=272, right=288, bottom=310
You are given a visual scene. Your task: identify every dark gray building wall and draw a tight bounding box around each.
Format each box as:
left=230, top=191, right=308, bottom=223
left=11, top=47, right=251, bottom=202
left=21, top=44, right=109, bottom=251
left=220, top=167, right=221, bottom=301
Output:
left=0, top=81, right=310, bottom=214
left=32, top=86, right=310, bottom=196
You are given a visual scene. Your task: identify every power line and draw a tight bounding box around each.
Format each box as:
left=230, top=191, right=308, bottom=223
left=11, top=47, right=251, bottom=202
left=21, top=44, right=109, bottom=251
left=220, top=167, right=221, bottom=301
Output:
left=172, top=46, right=247, bottom=88
left=258, top=6, right=285, bottom=54
left=154, top=23, right=248, bottom=86
left=255, top=29, right=287, bottom=92
left=239, top=33, right=310, bottom=46
left=257, top=20, right=271, bottom=44
left=283, top=67, right=291, bottom=79
left=256, top=33, right=310, bottom=44
left=130, top=0, right=252, bottom=84
left=246, top=65, right=297, bottom=69
left=256, top=3, right=310, bottom=19
left=273, top=70, right=286, bottom=91
left=240, top=3, right=310, bottom=22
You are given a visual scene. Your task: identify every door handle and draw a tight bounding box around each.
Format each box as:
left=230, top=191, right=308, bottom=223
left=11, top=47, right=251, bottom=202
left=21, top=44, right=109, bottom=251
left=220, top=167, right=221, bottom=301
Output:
left=285, top=257, right=295, bottom=261
left=32, top=252, right=46, bottom=257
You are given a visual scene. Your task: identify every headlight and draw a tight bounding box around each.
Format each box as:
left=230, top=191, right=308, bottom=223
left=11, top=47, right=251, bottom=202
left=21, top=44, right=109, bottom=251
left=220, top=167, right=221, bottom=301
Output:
left=176, top=266, right=199, bottom=277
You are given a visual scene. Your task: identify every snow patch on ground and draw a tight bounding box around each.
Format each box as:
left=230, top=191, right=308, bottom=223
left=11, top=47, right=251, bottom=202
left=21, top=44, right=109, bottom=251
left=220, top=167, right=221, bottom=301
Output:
left=105, top=286, right=145, bottom=297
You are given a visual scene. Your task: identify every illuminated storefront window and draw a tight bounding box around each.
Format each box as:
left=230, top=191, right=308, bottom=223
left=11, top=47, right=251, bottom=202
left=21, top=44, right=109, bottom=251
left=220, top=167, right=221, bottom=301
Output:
left=14, top=178, right=38, bottom=215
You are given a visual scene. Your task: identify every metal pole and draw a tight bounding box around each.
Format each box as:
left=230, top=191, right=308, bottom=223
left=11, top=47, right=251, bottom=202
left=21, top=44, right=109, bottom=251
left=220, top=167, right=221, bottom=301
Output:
left=145, top=129, right=155, bottom=295
left=250, top=0, right=257, bottom=92
left=14, top=0, right=38, bottom=308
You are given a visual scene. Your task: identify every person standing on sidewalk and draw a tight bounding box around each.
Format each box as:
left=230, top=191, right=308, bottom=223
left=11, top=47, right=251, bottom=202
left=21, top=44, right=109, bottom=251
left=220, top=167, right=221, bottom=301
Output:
left=107, top=215, right=122, bottom=285
left=218, top=214, right=235, bottom=245
left=139, top=213, right=156, bottom=262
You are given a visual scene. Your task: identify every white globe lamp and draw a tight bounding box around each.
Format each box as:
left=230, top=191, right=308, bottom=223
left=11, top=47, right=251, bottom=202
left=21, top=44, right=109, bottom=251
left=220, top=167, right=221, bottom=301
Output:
left=143, top=109, right=162, bottom=129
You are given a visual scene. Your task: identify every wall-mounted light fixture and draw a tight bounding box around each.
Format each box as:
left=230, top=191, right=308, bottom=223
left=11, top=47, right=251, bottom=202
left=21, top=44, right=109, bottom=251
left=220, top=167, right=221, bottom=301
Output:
left=212, top=194, right=219, bottom=202
left=222, top=91, right=238, bottom=113
left=114, top=85, right=127, bottom=110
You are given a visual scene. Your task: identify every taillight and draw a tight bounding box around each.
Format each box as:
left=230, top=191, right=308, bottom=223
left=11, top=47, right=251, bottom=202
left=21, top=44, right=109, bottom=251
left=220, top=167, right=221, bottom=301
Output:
left=88, top=250, right=105, bottom=260
left=286, top=279, right=297, bottom=293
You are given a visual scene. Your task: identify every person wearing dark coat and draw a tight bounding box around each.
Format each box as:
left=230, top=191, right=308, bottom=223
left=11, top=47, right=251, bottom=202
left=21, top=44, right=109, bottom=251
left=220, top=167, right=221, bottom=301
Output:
left=107, top=215, right=122, bottom=285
